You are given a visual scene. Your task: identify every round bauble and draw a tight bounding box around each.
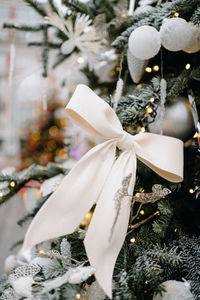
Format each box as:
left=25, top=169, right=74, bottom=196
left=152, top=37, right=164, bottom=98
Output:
left=128, top=25, right=161, bottom=60
left=153, top=280, right=194, bottom=300
left=148, top=97, right=195, bottom=142
left=183, top=23, right=200, bottom=53
left=160, top=18, right=191, bottom=51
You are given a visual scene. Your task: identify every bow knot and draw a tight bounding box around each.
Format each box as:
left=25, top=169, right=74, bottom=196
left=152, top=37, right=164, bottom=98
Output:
left=24, top=84, right=183, bottom=299
left=117, top=131, right=135, bottom=152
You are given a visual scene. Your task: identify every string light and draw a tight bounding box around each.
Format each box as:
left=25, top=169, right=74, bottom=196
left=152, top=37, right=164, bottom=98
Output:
left=189, top=188, right=194, bottom=194
left=140, top=210, right=145, bottom=215
left=38, top=249, right=45, bottom=254
left=145, top=67, right=152, bottom=73
left=174, top=228, right=177, bottom=232
left=130, top=237, right=136, bottom=243
left=135, top=192, right=140, bottom=198
left=31, top=131, right=40, bottom=141
left=0, top=192, right=3, bottom=198
left=145, top=280, right=149, bottom=284
left=75, top=293, right=81, bottom=299
left=139, top=127, right=145, bottom=133
left=49, top=126, right=58, bottom=137
left=137, top=84, right=142, bottom=88
left=173, top=11, right=179, bottom=17
left=10, top=181, right=15, bottom=188
left=145, top=106, right=153, bottom=114
left=185, top=63, right=191, bottom=70
left=121, top=13, right=128, bottom=18
left=139, top=187, right=144, bottom=192
left=150, top=97, right=155, bottom=103
left=153, top=65, right=159, bottom=72
left=77, top=56, right=85, bottom=64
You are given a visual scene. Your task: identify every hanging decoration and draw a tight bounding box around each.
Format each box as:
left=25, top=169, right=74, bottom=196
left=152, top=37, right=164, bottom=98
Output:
left=153, top=280, right=194, bottom=300
left=23, top=84, right=183, bottom=298
left=127, top=49, right=149, bottom=83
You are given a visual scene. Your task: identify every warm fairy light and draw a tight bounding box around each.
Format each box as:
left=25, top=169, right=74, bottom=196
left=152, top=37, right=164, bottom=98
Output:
left=130, top=237, right=136, bottom=243
left=140, top=210, right=145, bottom=215
left=49, top=126, right=58, bottom=137
left=189, top=188, right=194, bottom=194
left=77, top=56, right=85, bottom=64
left=10, top=181, right=15, bottom=188
left=174, top=228, right=177, bottom=232
left=139, top=187, right=144, bottom=192
left=146, top=106, right=153, bottom=114
left=154, top=211, right=160, bottom=216
left=31, top=131, right=40, bottom=141
left=173, top=11, right=179, bottom=17
left=140, top=127, right=145, bottom=133
left=116, top=66, right=121, bottom=72
left=153, top=65, right=159, bottom=72
left=150, top=97, right=155, bottom=103
left=81, top=211, right=93, bottom=226
left=137, top=84, right=142, bottom=88
left=185, top=63, right=191, bottom=70
left=75, top=293, right=81, bottom=299
left=38, top=249, right=45, bottom=254
left=135, top=192, right=140, bottom=198
left=0, top=192, right=3, bottom=198
left=145, top=280, right=149, bottom=284
left=56, top=148, right=67, bottom=157
left=121, top=13, right=128, bottom=18
left=145, top=67, right=152, bottom=73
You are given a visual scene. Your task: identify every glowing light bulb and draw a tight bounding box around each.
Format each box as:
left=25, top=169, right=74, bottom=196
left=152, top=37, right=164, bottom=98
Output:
left=76, top=293, right=81, bottom=299
left=146, top=106, right=153, bottom=114
left=185, top=63, right=191, bottom=70
left=140, top=210, right=145, bottom=215
left=150, top=97, right=155, bottom=103
left=77, top=57, right=85, bottom=64
left=189, top=188, right=194, bottom=194
left=10, top=181, right=15, bottom=188
left=145, top=67, right=152, bottom=73
left=130, top=237, right=136, bottom=243
left=140, top=127, right=145, bottom=133
left=153, top=65, right=159, bottom=72
left=173, top=12, right=179, bottom=17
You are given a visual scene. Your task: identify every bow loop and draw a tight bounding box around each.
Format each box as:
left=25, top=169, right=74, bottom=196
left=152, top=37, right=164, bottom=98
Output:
left=66, top=84, right=123, bottom=139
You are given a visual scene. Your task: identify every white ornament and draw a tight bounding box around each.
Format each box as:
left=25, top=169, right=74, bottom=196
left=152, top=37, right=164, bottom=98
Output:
left=183, top=23, right=200, bottom=53
left=87, top=281, right=105, bottom=300
left=153, top=280, right=194, bottom=300
left=127, top=49, right=149, bottom=83
left=128, top=25, right=161, bottom=59
left=160, top=18, right=191, bottom=51
left=4, top=255, right=18, bottom=275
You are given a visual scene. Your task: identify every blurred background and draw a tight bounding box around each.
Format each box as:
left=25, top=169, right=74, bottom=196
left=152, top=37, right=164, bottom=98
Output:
left=0, top=0, right=91, bottom=271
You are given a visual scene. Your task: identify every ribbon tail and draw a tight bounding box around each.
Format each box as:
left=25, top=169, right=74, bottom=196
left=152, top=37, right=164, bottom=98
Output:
left=84, top=151, right=136, bottom=299
left=24, top=140, right=116, bottom=249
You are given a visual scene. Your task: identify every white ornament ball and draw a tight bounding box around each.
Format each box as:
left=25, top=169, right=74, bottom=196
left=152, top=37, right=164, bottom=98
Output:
left=153, top=280, right=194, bottom=300
left=160, top=18, right=191, bottom=51
left=128, top=25, right=161, bottom=60
left=11, top=277, right=34, bottom=298
left=4, top=255, right=18, bottom=275
left=183, top=23, right=200, bottom=53
left=148, top=97, right=195, bottom=142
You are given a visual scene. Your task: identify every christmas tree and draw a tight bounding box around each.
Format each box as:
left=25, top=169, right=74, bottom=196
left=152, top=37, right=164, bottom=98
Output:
left=1, top=0, right=200, bottom=299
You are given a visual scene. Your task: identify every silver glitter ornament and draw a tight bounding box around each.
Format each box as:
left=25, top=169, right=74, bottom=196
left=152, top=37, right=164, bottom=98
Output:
left=149, top=97, right=195, bottom=142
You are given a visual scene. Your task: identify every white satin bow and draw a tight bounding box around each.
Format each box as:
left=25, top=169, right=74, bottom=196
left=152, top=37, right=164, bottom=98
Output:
left=24, top=84, right=183, bottom=298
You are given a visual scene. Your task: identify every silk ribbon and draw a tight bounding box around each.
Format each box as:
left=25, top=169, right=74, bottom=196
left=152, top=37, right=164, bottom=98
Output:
left=24, top=84, right=183, bottom=298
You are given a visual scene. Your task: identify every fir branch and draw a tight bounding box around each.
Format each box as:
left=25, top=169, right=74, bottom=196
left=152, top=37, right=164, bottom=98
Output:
left=62, top=0, right=94, bottom=18
left=3, top=23, right=45, bottom=31
left=28, top=41, right=62, bottom=49
left=52, top=53, right=70, bottom=69
left=190, top=5, right=200, bottom=25
left=24, top=0, right=47, bottom=17
left=48, top=0, right=60, bottom=14
left=168, top=66, right=200, bottom=98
